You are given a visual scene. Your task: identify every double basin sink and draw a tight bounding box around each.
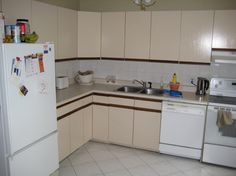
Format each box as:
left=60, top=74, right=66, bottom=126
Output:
left=116, top=86, right=163, bottom=96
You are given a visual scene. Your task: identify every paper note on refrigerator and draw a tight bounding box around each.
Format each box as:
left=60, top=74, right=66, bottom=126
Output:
left=24, top=55, right=40, bottom=77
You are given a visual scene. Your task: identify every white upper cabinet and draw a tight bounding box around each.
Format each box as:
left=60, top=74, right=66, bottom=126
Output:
left=150, top=11, right=181, bottom=61
left=213, top=10, right=236, bottom=49
left=2, top=0, right=31, bottom=25
left=58, top=7, right=78, bottom=59
left=125, top=11, right=151, bottom=59
left=180, top=11, right=214, bottom=63
left=101, top=12, right=125, bottom=58
left=31, top=1, right=58, bottom=59
left=78, top=12, right=101, bottom=58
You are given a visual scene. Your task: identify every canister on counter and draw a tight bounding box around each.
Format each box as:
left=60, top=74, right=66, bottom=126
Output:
left=16, top=19, right=30, bottom=34
left=11, top=25, right=21, bottom=43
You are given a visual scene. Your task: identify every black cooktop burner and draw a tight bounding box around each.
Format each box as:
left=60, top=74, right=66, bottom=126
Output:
left=209, top=95, right=236, bottom=105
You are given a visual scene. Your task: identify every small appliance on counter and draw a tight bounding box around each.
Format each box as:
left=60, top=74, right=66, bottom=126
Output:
left=75, top=70, right=94, bottom=85
left=195, top=77, right=209, bottom=95
left=56, top=76, right=69, bottom=89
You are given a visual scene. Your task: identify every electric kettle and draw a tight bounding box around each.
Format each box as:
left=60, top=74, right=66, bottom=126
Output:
left=196, top=77, right=209, bottom=95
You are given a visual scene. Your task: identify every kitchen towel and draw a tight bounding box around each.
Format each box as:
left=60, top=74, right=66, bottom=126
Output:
left=217, top=110, right=233, bottom=128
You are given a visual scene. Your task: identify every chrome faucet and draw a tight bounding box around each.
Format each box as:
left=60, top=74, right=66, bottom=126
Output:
left=132, top=79, right=147, bottom=88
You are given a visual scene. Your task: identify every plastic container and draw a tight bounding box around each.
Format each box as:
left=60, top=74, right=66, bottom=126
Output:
left=169, top=82, right=180, bottom=91
left=11, top=25, right=21, bottom=43
left=16, top=19, right=30, bottom=34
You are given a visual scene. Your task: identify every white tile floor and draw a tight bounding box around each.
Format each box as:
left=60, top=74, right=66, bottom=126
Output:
left=53, top=141, right=236, bottom=176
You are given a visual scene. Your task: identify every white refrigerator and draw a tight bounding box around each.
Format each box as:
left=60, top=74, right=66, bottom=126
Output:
left=0, top=43, right=59, bottom=176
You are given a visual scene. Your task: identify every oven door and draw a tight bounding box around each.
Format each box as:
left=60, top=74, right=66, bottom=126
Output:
left=205, top=105, right=236, bottom=147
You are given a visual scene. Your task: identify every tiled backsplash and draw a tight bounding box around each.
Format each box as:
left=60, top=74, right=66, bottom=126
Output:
left=55, top=60, right=236, bottom=86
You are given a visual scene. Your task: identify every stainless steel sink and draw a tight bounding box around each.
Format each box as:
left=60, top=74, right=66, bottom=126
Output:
left=116, top=86, right=143, bottom=93
left=139, top=88, right=163, bottom=95
left=116, top=86, right=163, bottom=96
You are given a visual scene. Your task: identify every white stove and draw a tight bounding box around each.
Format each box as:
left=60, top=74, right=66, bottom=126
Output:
left=202, top=78, right=236, bottom=168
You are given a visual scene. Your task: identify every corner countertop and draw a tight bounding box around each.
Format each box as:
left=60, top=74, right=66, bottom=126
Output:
left=56, top=83, right=208, bottom=106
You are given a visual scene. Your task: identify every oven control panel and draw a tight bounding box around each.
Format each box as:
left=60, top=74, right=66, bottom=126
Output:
left=210, top=78, right=236, bottom=97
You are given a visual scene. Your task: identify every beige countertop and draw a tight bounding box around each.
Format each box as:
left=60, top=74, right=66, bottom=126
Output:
left=56, top=83, right=208, bottom=106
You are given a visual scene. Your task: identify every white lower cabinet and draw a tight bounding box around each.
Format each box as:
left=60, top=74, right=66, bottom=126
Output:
left=83, top=105, right=93, bottom=143
left=133, top=110, right=161, bottom=151
left=92, top=105, right=109, bottom=142
left=57, top=117, right=70, bottom=161
left=70, top=110, right=84, bottom=153
left=109, top=107, right=134, bottom=146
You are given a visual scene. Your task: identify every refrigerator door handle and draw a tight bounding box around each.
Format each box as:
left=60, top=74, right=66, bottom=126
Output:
left=10, top=130, right=57, bottom=158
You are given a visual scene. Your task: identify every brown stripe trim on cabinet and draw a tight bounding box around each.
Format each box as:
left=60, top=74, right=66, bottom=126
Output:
left=77, top=57, right=101, bottom=60
left=94, top=93, right=135, bottom=100
left=57, top=93, right=93, bottom=108
left=55, top=58, right=78, bottom=62
left=57, top=93, right=162, bottom=108
left=178, top=61, right=210, bottom=65
left=212, top=48, right=236, bottom=52
left=134, top=97, right=162, bottom=102
left=124, top=58, right=150, bottom=62
left=57, top=101, right=162, bottom=121
left=102, top=57, right=125, bottom=61
left=93, top=93, right=110, bottom=97
left=149, top=60, right=178, bottom=64
left=134, top=107, right=161, bottom=113
left=57, top=103, right=93, bottom=121
left=93, top=102, right=109, bottom=107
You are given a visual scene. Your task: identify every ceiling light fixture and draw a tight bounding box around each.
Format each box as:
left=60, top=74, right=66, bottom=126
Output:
left=132, top=0, right=156, bottom=11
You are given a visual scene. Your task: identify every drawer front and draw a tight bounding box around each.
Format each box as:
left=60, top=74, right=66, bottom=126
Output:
left=57, top=100, right=83, bottom=117
left=80, top=96, right=93, bottom=106
left=57, top=95, right=92, bottom=117
left=109, top=97, right=134, bottom=106
left=135, top=100, right=162, bottom=110
left=93, top=95, right=109, bottom=104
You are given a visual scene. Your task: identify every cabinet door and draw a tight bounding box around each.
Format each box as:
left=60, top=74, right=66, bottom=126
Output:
left=58, top=7, right=78, bottom=59
left=213, top=10, right=236, bottom=49
left=109, top=107, right=134, bottom=146
left=57, top=117, right=70, bottom=161
left=92, top=105, right=109, bottom=142
left=101, top=12, right=125, bottom=58
left=125, top=12, right=151, bottom=59
left=83, top=105, right=92, bottom=143
left=180, top=11, right=214, bottom=63
left=133, top=111, right=161, bottom=151
left=150, top=11, right=181, bottom=61
left=2, top=0, right=31, bottom=25
left=31, top=1, right=58, bottom=59
left=70, top=110, right=83, bottom=153
left=78, top=12, right=101, bottom=58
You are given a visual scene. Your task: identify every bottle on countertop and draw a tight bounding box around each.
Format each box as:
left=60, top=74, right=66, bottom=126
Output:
left=160, top=76, right=164, bottom=89
left=172, top=73, right=177, bottom=84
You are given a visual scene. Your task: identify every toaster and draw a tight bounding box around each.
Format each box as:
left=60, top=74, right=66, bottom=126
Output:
left=56, top=76, right=69, bottom=89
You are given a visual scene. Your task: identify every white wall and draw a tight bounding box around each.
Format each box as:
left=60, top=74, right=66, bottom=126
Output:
left=55, top=61, right=80, bottom=84
left=76, top=60, right=236, bottom=86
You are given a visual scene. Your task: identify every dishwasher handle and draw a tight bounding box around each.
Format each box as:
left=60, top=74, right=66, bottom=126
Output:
left=163, top=102, right=206, bottom=116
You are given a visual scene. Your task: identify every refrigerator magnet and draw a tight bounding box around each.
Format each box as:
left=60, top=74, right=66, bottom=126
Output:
left=38, top=53, right=45, bottom=73
left=19, top=85, right=28, bottom=96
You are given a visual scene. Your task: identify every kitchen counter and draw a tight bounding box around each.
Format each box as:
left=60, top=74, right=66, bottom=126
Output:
left=56, top=83, right=208, bottom=106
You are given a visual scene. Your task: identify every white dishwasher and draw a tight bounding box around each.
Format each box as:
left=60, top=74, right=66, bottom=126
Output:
left=160, top=101, right=206, bottom=159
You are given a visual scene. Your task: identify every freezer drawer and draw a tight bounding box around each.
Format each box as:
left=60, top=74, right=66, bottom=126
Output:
left=9, top=132, right=59, bottom=176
